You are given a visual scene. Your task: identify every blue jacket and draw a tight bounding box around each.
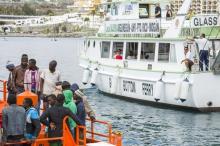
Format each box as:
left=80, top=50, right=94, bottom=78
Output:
left=2, top=104, right=25, bottom=141
left=76, top=99, right=86, bottom=126
left=25, top=107, right=41, bottom=139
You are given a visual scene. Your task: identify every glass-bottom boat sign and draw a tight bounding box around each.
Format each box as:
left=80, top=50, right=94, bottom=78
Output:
left=104, top=19, right=160, bottom=34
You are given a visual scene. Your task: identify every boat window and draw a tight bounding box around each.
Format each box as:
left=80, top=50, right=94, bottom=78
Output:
left=124, top=3, right=133, bottom=15
left=169, top=44, right=177, bottom=63
left=125, top=42, right=138, bottom=60
left=93, top=41, right=96, bottom=48
left=158, top=43, right=170, bottom=62
left=112, top=42, right=124, bottom=59
left=141, top=43, right=155, bottom=61
left=87, top=40, right=90, bottom=48
left=101, top=41, right=111, bottom=58
left=139, top=4, right=149, bottom=18
left=111, top=4, right=118, bottom=15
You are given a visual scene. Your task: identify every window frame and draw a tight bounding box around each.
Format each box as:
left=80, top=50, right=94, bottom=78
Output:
left=100, top=41, right=111, bottom=59
left=140, top=42, right=156, bottom=62
left=157, top=43, right=171, bottom=62
left=112, top=41, right=125, bottom=59
left=125, top=42, right=139, bottom=60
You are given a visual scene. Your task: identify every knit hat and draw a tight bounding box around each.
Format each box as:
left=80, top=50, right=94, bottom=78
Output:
left=6, top=61, right=15, bottom=70
left=70, top=83, right=79, bottom=93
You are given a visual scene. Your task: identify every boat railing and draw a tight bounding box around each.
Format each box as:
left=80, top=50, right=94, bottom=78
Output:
left=0, top=80, right=7, bottom=102
left=2, top=117, right=122, bottom=146
left=0, top=80, right=122, bottom=146
left=86, top=118, right=112, bottom=143
left=4, top=116, right=78, bottom=146
left=86, top=118, right=122, bottom=146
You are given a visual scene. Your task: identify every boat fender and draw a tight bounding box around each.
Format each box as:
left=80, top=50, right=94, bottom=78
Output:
left=180, top=79, right=190, bottom=102
left=154, top=79, right=164, bottom=102
left=174, top=80, right=182, bottom=100
left=82, top=68, right=90, bottom=85
left=90, top=68, right=99, bottom=86
left=110, top=75, right=118, bottom=94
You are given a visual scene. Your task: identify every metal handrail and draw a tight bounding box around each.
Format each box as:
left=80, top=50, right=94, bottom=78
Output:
left=0, top=80, right=7, bottom=102
left=86, top=118, right=112, bottom=143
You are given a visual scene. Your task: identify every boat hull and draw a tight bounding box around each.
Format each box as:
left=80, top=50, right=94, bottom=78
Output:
left=80, top=58, right=220, bottom=112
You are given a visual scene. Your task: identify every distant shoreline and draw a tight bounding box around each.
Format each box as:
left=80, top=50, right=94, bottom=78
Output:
left=0, top=31, right=96, bottom=38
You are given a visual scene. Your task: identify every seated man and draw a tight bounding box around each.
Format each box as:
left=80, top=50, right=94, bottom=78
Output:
left=114, top=49, right=122, bottom=60
left=181, top=46, right=194, bottom=71
left=127, top=51, right=135, bottom=59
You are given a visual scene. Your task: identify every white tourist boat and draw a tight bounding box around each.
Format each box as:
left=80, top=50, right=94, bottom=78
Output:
left=79, top=0, right=220, bottom=112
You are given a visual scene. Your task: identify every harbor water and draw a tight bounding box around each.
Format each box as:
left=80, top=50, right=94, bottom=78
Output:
left=1, top=37, right=220, bottom=146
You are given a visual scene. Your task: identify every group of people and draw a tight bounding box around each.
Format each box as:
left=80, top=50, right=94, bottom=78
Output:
left=2, top=54, right=95, bottom=146
left=154, top=3, right=173, bottom=19
left=181, top=33, right=212, bottom=72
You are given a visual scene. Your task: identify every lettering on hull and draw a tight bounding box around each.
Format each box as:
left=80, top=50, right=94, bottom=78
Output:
left=142, top=83, right=153, bottom=96
left=123, top=80, right=136, bottom=93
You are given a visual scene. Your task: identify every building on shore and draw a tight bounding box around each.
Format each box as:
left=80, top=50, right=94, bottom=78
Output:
left=67, top=0, right=101, bottom=15
left=171, top=0, right=219, bottom=15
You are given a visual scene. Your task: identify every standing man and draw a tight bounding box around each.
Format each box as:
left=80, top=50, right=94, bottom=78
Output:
left=70, top=83, right=96, bottom=121
left=14, top=54, right=29, bottom=94
left=47, top=94, right=57, bottom=107
left=155, top=3, right=161, bottom=18
left=40, top=94, right=82, bottom=146
left=24, top=59, right=40, bottom=93
left=23, top=98, right=41, bottom=144
left=6, top=61, right=16, bottom=96
left=194, top=33, right=212, bottom=71
left=166, top=5, right=172, bottom=19
left=2, top=94, right=26, bottom=144
left=62, top=81, right=77, bottom=137
left=40, top=60, right=61, bottom=109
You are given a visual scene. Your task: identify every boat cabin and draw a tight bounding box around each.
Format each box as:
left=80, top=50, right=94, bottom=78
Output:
left=101, top=0, right=170, bottom=20
left=83, top=37, right=220, bottom=73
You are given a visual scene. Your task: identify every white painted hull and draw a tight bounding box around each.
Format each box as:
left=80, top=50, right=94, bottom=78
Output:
left=80, top=58, right=220, bottom=112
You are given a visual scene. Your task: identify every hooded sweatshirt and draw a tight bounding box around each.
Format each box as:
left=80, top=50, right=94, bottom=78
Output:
left=63, top=90, right=77, bottom=128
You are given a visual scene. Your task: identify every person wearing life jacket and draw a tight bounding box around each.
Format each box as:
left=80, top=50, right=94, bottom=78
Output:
left=70, top=83, right=96, bottom=121
left=23, top=98, right=41, bottom=144
left=62, top=81, right=77, bottom=138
